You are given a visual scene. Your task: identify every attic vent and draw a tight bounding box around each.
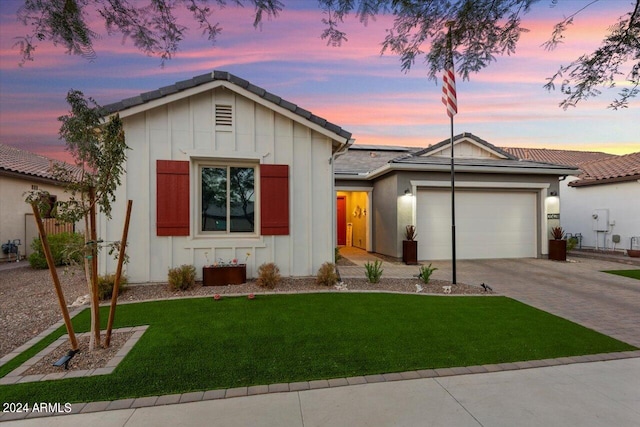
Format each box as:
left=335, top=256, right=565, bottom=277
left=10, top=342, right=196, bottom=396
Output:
left=215, top=104, right=233, bottom=129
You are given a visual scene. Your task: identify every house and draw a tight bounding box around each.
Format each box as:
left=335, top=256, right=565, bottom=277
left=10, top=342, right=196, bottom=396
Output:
left=0, top=144, right=82, bottom=261
left=503, top=147, right=640, bottom=252
left=98, top=71, right=353, bottom=283
left=334, top=134, right=578, bottom=261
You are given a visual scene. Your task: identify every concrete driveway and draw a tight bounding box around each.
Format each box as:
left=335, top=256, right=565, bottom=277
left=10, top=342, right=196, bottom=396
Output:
left=427, top=257, right=640, bottom=348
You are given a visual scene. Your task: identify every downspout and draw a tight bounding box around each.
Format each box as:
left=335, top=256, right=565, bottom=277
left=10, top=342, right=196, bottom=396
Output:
left=331, top=138, right=355, bottom=261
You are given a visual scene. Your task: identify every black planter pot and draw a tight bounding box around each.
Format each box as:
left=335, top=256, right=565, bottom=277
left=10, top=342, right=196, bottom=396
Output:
left=403, top=240, right=418, bottom=265
left=548, top=239, right=567, bottom=261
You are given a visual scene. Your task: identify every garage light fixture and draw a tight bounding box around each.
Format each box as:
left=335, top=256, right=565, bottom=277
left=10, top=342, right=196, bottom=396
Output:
left=550, top=191, right=558, bottom=196
left=404, top=188, right=412, bottom=196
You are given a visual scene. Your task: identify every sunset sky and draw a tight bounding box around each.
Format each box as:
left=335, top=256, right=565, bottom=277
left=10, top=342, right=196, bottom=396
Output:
left=0, top=0, right=638, bottom=162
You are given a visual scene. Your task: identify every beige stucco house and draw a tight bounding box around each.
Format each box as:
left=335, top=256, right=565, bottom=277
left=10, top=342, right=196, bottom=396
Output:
left=0, top=144, right=80, bottom=262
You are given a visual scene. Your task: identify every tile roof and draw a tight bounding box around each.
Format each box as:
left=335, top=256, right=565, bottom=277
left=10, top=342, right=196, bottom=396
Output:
left=501, top=147, right=615, bottom=168
left=334, top=145, right=419, bottom=174
left=0, top=143, right=84, bottom=183
left=102, top=70, right=352, bottom=141
left=414, top=133, right=517, bottom=160
left=568, top=151, right=640, bottom=186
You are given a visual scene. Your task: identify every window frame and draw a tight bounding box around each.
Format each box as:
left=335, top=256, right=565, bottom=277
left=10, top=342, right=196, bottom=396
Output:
left=198, top=161, right=258, bottom=236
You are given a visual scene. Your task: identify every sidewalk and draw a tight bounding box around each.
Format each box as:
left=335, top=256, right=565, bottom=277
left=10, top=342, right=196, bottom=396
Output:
left=3, top=357, right=639, bottom=426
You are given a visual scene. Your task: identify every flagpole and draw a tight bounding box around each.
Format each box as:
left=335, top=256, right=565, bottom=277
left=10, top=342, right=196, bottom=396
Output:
left=450, top=114, right=456, bottom=285
left=446, top=21, right=457, bottom=285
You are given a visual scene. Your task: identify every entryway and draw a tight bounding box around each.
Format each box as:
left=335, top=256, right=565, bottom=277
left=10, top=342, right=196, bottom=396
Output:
left=336, top=190, right=371, bottom=251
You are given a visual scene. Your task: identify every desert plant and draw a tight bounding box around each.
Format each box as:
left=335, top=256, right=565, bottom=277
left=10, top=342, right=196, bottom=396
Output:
left=256, top=262, right=281, bottom=289
left=551, top=226, right=565, bottom=240
left=405, top=225, right=417, bottom=241
left=97, top=274, right=128, bottom=300
left=28, top=232, right=84, bottom=269
left=418, top=263, right=438, bottom=284
left=168, top=264, right=196, bottom=291
left=317, top=262, right=339, bottom=287
left=567, top=236, right=578, bottom=252
left=364, top=260, right=383, bottom=283
left=335, top=247, right=342, bottom=262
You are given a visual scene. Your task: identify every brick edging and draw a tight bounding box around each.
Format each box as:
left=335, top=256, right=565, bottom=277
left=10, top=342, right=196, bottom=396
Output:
left=2, top=349, right=639, bottom=421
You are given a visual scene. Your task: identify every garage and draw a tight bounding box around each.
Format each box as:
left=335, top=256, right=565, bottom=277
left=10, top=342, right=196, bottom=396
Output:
left=416, top=189, right=537, bottom=260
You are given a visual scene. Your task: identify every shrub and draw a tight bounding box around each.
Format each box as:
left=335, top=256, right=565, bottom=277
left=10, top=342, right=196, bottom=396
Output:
left=550, top=226, right=564, bottom=240
left=257, top=262, right=281, bottom=289
left=97, top=274, right=128, bottom=300
left=335, top=247, right=342, bottom=262
left=364, top=260, right=383, bottom=283
left=28, top=232, right=84, bottom=269
left=418, top=263, right=438, bottom=284
left=317, top=262, right=339, bottom=287
left=168, top=264, right=196, bottom=291
left=405, top=225, right=417, bottom=241
left=567, top=236, right=578, bottom=252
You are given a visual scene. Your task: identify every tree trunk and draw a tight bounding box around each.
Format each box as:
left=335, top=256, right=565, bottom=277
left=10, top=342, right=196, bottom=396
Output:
left=89, top=187, right=101, bottom=350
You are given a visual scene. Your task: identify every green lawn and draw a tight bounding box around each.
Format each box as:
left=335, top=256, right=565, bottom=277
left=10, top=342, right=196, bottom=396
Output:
left=0, top=294, right=635, bottom=404
left=602, top=269, right=640, bottom=280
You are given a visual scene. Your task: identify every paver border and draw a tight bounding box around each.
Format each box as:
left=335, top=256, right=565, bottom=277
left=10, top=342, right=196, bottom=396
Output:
left=1, top=349, right=638, bottom=421
left=0, top=326, right=148, bottom=385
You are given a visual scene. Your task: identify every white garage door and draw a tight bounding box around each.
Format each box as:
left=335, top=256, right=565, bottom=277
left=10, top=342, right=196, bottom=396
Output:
left=416, top=189, right=537, bottom=260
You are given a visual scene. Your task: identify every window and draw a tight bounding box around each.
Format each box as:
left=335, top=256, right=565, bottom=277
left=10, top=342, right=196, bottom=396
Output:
left=201, top=165, right=255, bottom=233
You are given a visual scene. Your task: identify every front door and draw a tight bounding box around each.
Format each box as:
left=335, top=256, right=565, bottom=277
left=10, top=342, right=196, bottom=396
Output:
left=336, top=196, right=346, bottom=245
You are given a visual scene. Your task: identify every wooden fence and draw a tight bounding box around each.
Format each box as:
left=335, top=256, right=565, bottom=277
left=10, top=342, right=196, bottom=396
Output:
left=42, top=218, right=75, bottom=235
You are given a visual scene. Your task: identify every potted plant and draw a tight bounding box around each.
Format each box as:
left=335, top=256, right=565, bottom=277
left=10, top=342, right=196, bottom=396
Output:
left=202, top=253, right=250, bottom=286
left=403, top=225, right=418, bottom=265
left=548, top=226, right=567, bottom=261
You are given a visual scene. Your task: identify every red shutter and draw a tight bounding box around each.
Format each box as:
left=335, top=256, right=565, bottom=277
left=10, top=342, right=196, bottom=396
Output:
left=261, top=164, right=289, bottom=235
left=157, top=160, right=190, bottom=236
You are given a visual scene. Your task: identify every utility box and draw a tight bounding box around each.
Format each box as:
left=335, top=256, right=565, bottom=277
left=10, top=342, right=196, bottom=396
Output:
left=592, top=209, right=609, bottom=231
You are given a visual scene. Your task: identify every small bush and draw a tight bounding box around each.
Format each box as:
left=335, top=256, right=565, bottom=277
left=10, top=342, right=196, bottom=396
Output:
left=364, top=260, right=383, bottom=283
left=257, top=262, right=281, bottom=289
left=567, top=237, right=578, bottom=252
left=168, top=264, right=196, bottom=291
left=335, top=247, right=342, bottom=262
left=317, top=262, right=339, bottom=287
left=550, top=226, right=564, bottom=240
left=28, top=232, right=84, bottom=269
left=418, top=263, right=438, bottom=284
left=97, top=274, right=128, bottom=300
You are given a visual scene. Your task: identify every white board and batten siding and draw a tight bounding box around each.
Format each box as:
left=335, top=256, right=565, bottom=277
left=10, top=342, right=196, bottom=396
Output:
left=98, top=86, right=335, bottom=283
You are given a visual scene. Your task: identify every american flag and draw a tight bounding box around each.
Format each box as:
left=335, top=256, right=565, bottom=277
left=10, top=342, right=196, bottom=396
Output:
left=442, top=60, right=457, bottom=118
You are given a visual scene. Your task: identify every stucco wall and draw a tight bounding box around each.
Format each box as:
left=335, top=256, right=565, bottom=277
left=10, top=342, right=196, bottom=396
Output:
left=0, top=175, right=74, bottom=260
left=98, top=86, right=336, bottom=283
left=560, top=178, right=640, bottom=251
left=364, top=171, right=560, bottom=259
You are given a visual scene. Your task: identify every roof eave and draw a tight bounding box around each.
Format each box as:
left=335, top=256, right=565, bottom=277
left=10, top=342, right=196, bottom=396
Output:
left=569, top=174, right=640, bottom=187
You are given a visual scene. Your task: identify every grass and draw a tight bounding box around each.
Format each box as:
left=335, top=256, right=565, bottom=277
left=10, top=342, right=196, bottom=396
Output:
left=602, top=269, right=640, bottom=280
left=0, top=294, right=635, bottom=404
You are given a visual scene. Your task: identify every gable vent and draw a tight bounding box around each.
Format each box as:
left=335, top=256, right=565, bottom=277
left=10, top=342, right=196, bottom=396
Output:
left=215, top=104, right=233, bottom=128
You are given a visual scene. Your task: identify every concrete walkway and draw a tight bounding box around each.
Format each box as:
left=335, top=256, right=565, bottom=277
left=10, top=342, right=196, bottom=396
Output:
left=3, top=358, right=639, bottom=426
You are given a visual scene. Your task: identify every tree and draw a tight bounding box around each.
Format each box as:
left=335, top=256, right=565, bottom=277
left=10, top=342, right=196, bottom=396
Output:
left=13, top=1, right=638, bottom=104
left=27, top=89, right=130, bottom=351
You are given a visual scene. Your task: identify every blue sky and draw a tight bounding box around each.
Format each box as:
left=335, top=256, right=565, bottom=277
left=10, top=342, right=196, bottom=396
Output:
left=0, top=0, right=638, bottom=162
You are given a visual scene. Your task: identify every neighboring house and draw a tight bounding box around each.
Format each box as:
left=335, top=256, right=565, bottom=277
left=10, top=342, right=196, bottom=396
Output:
left=0, top=144, right=82, bottom=261
left=99, top=71, right=353, bottom=283
left=335, top=133, right=577, bottom=261
left=503, top=147, right=639, bottom=251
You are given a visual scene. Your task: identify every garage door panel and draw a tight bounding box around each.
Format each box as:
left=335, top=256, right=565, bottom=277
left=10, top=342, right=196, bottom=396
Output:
left=417, top=190, right=536, bottom=260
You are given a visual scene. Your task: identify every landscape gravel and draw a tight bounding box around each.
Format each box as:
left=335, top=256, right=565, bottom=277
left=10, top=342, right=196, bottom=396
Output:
left=1, top=264, right=490, bottom=359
